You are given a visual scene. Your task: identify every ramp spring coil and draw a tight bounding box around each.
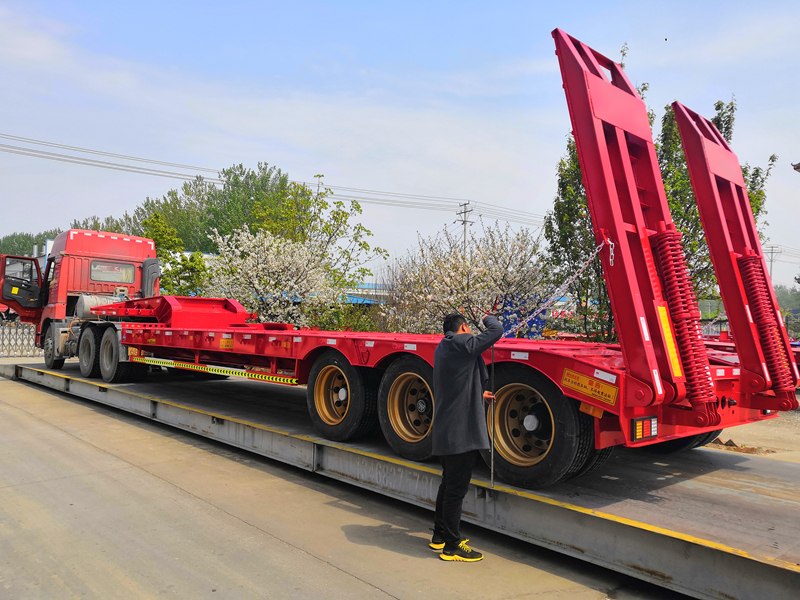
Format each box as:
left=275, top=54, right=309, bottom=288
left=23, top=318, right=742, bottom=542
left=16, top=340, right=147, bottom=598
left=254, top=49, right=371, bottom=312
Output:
left=738, top=256, right=795, bottom=392
left=651, top=229, right=720, bottom=426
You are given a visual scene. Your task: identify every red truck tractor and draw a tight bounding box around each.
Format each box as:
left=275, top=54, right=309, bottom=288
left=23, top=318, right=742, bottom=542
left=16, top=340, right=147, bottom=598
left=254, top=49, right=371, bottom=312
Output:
left=0, top=229, right=160, bottom=379
left=1, top=30, right=797, bottom=490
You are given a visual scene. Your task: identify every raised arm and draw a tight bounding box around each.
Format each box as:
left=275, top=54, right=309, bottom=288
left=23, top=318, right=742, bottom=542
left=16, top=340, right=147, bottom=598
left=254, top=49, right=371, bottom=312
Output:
left=464, top=315, right=503, bottom=356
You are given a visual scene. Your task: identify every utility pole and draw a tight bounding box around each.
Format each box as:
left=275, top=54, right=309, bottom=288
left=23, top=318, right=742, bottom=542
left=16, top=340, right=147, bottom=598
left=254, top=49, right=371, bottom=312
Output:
left=455, top=202, right=474, bottom=257
left=764, top=245, right=782, bottom=280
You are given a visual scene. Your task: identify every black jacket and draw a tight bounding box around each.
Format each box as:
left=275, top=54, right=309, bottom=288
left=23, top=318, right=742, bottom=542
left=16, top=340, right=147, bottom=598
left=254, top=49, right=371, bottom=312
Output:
left=431, top=315, right=504, bottom=456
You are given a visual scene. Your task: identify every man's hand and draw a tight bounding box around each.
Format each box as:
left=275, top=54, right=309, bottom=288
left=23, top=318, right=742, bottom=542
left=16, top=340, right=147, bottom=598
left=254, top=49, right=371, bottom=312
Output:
left=483, top=391, right=495, bottom=403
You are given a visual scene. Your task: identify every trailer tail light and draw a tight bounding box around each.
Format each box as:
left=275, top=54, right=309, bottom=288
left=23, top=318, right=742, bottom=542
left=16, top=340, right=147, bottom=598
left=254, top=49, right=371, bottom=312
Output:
left=632, top=416, right=658, bottom=441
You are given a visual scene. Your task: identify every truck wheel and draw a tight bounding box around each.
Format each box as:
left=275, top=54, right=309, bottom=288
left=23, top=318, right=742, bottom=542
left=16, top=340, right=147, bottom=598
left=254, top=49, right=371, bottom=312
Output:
left=43, top=326, right=65, bottom=370
left=307, top=351, right=378, bottom=442
left=78, top=326, right=103, bottom=378
left=644, top=429, right=723, bottom=454
left=99, top=327, right=132, bottom=383
left=480, top=364, right=587, bottom=489
left=378, top=356, right=435, bottom=462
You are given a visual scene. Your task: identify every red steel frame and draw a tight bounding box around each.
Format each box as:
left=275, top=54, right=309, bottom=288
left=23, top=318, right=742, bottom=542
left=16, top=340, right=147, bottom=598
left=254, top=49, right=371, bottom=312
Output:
left=552, top=29, right=721, bottom=428
left=81, top=30, right=793, bottom=451
left=673, top=102, right=799, bottom=410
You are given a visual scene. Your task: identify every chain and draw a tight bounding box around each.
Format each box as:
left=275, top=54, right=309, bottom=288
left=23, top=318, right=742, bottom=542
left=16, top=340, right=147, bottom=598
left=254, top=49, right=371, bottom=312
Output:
left=508, top=237, right=612, bottom=336
left=708, top=312, right=726, bottom=326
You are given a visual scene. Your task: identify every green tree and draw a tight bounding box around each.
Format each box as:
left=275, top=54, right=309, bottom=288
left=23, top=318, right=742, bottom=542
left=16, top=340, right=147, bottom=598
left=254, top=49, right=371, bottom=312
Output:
left=142, top=213, right=208, bottom=296
left=0, top=228, right=63, bottom=256
left=71, top=214, right=137, bottom=234
left=252, top=176, right=388, bottom=288
left=774, top=284, right=800, bottom=337
left=656, top=96, right=775, bottom=299
left=543, top=136, right=614, bottom=341
left=67, top=163, right=385, bottom=289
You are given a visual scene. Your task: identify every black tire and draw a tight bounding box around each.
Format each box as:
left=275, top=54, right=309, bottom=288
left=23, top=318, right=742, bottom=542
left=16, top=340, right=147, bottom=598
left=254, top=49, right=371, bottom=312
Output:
left=128, top=363, right=149, bottom=383
left=574, top=446, right=615, bottom=479
left=480, top=364, right=586, bottom=489
left=692, top=429, right=723, bottom=449
left=644, top=429, right=723, bottom=454
left=306, top=351, right=379, bottom=442
left=99, top=327, right=132, bottom=383
left=78, top=326, right=103, bottom=378
left=377, top=355, right=435, bottom=462
left=43, top=326, right=65, bottom=370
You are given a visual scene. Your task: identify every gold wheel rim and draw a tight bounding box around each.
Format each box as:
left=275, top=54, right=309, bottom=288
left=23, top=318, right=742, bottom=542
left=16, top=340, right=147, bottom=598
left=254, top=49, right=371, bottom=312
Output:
left=387, top=372, right=434, bottom=443
left=488, top=383, right=554, bottom=467
left=314, top=365, right=350, bottom=426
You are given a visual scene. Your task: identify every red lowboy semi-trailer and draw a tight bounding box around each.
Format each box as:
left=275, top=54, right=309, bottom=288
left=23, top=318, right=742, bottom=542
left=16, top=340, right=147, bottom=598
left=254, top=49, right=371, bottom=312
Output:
left=2, top=30, right=797, bottom=489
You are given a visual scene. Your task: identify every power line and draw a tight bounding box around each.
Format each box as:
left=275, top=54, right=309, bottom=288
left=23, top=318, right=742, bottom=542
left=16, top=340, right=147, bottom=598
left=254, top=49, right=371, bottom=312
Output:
left=0, top=133, right=219, bottom=173
left=0, top=144, right=219, bottom=183
left=0, top=132, right=545, bottom=226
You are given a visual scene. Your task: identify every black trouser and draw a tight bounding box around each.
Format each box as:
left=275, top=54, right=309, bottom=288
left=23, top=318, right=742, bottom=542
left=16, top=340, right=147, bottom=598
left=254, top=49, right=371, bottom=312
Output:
left=434, top=450, right=479, bottom=550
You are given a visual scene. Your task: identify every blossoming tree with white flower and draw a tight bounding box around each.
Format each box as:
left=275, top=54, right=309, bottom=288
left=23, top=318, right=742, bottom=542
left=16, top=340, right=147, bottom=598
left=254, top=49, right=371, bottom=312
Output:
left=206, top=227, right=341, bottom=327
left=382, top=221, right=546, bottom=335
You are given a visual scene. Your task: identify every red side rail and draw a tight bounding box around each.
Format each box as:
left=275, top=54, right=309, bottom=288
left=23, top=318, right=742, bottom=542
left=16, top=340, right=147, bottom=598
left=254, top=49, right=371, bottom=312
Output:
left=552, top=30, right=720, bottom=426
left=673, top=102, right=799, bottom=410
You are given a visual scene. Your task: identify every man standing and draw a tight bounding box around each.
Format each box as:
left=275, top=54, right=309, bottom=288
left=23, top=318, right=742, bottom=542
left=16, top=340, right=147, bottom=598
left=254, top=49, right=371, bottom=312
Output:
left=430, top=312, right=503, bottom=562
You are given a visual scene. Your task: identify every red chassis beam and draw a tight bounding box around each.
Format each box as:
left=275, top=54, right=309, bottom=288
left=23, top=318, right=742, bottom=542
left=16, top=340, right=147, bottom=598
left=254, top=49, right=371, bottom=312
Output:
left=92, top=295, right=772, bottom=450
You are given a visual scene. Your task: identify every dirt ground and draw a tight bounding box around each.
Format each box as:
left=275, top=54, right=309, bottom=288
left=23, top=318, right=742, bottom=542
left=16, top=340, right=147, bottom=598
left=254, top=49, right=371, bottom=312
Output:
left=705, top=397, right=800, bottom=463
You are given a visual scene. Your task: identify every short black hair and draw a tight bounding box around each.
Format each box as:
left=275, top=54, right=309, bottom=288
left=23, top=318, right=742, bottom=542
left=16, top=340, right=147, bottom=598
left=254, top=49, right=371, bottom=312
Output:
left=443, top=313, right=467, bottom=335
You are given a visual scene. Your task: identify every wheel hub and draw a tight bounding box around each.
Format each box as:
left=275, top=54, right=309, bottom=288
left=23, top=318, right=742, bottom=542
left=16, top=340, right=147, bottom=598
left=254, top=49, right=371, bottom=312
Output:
left=489, top=383, right=554, bottom=467
left=314, top=365, right=350, bottom=425
left=523, top=414, right=539, bottom=431
left=387, top=373, right=434, bottom=443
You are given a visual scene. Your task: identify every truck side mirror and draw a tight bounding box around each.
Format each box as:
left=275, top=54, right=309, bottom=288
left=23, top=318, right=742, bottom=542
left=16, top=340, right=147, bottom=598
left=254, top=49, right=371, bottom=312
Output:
left=141, top=258, right=161, bottom=298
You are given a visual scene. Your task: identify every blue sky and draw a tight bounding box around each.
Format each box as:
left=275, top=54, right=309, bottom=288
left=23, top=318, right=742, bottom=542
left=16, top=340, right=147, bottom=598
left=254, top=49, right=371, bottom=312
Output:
left=1, top=1, right=799, bottom=284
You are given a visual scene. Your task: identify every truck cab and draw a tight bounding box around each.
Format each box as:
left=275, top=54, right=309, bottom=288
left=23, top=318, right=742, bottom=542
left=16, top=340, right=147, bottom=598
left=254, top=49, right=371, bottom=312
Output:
left=0, top=229, right=160, bottom=369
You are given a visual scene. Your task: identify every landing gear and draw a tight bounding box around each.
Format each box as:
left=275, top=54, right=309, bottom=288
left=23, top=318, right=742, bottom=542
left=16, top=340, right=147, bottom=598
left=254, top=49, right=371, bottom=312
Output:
left=378, top=356, right=435, bottom=462
left=306, top=351, right=378, bottom=442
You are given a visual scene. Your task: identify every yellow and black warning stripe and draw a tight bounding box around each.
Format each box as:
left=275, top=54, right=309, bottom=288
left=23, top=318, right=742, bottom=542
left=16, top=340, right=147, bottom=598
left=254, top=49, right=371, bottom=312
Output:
left=130, top=356, right=299, bottom=385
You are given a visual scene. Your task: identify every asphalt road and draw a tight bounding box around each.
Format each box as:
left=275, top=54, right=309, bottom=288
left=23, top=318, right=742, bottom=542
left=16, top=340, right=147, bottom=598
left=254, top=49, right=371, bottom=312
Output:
left=0, top=363, right=691, bottom=600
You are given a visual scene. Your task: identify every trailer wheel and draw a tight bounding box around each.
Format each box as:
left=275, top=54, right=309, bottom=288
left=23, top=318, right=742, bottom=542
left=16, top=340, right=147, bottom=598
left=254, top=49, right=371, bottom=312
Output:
left=43, top=326, right=65, bottom=370
left=693, top=429, right=723, bottom=448
left=78, top=326, right=103, bottom=378
left=573, top=445, right=614, bottom=479
left=644, top=429, right=723, bottom=454
left=378, top=356, right=435, bottom=462
left=99, top=327, right=132, bottom=383
left=481, top=364, right=585, bottom=489
left=307, top=351, right=378, bottom=441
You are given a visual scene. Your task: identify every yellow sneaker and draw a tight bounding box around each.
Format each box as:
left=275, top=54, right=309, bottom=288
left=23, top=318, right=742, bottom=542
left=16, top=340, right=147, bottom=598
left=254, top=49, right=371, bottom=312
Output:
left=439, top=539, right=483, bottom=562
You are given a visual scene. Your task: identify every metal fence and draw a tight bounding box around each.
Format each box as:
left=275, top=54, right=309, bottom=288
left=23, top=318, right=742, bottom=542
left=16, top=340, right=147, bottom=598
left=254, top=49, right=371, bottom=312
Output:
left=0, top=321, right=41, bottom=357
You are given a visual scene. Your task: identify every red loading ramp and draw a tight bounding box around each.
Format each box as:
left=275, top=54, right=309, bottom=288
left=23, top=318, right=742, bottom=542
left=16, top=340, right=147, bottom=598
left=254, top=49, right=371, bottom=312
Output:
left=552, top=29, right=719, bottom=425
left=673, top=102, right=799, bottom=410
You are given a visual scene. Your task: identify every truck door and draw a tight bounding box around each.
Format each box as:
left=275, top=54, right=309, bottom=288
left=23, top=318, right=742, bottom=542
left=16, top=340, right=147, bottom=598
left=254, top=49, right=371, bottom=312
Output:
left=0, top=255, right=44, bottom=323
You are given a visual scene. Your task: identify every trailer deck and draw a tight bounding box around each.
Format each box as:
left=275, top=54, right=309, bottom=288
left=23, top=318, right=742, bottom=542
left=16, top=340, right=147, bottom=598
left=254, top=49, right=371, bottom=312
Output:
left=2, top=360, right=797, bottom=600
